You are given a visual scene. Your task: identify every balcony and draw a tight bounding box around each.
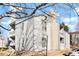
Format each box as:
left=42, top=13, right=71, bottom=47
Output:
left=10, top=21, right=15, bottom=30
left=9, top=30, right=15, bottom=39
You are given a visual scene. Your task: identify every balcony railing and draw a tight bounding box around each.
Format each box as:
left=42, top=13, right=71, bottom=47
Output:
left=9, top=30, right=15, bottom=37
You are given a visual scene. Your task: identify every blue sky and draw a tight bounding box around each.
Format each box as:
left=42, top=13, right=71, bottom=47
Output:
left=0, top=3, right=79, bottom=38
left=0, top=17, right=10, bottom=37
left=0, top=0, right=79, bottom=3
left=0, top=6, right=10, bottom=37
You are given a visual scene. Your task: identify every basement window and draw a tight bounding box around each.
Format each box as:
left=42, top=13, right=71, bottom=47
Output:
left=42, top=37, right=47, bottom=47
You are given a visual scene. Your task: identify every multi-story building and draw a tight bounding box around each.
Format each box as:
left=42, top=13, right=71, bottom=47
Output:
left=47, top=11, right=70, bottom=50
left=46, top=11, right=60, bottom=50
left=0, top=21, right=8, bottom=48
left=8, top=17, right=15, bottom=50
left=0, top=32, right=7, bottom=48
left=70, top=31, right=79, bottom=46
left=8, top=5, right=25, bottom=50
left=15, top=11, right=70, bottom=51
left=15, top=16, right=47, bottom=51
left=59, top=28, right=70, bottom=50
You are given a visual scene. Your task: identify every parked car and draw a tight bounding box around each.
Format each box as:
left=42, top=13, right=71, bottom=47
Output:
left=70, top=48, right=79, bottom=56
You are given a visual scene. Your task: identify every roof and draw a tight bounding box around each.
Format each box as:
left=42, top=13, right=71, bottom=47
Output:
left=69, top=31, right=79, bottom=34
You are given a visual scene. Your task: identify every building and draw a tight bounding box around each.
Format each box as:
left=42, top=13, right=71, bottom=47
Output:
left=46, top=11, right=60, bottom=50
left=15, top=11, right=70, bottom=51
left=15, top=11, right=57, bottom=51
left=8, top=17, right=15, bottom=49
left=8, top=6, right=23, bottom=50
left=59, top=28, right=70, bottom=50
left=15, top=16, right=47, bottom=51
left=0, top=20, right=8, bottom=48
left=70, top=31, right=79, bottom=46
left=47, top=12, right=70, bottom=50
left=0, top=32, right=7, bottom=48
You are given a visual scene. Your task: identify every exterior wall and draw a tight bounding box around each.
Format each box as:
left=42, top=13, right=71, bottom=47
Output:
left=16, top=11, right=65, bottom=51
left=15, top=16, right=47, bottom=51
left=59, top=29, right=65, bottom=50
left=71, top=34, right=76, bottom=44
left=15, top=11, right=70, bottom=51
left=15, top=22, right=24, bottom=51
left=0, top=36, right=7, bottom=48
left=33, top=17, right=43, bottom=51
left=47, top=22, right=52, bottom=50
left=8, top=17, right=15, bottom=49
left=65, top=32, right=70, bottom=49
left=71, top=33, right=79, bottom=45
left=47, top=11, right=60, bottom=50
left=0, top=22, right=8, bottom=48
left=59, top=30, right=70, bottom=50
left=50, top=17, right=59, bottom=50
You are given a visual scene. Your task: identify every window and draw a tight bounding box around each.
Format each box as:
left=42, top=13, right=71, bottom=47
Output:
left=42, top=37, right=47, bottom=47
left=60, top=37, right=64, bottom=43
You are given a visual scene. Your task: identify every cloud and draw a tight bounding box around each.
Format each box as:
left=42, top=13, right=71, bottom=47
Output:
left=68, top=24, right=76, bottom=32
left=62, top=17, right=78, bottom=32
left=63, top=17, right=78, bottom=25
left=75, top=8, right=79, bottom=13
left=1, top=22, right=7, bottom=24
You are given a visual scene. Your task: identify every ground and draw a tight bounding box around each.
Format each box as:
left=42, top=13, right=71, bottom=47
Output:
left=0, top=48, right=71, bottom=56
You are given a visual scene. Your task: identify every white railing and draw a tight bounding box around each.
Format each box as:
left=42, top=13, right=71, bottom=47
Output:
left=9, top=30, right=15, bottom=37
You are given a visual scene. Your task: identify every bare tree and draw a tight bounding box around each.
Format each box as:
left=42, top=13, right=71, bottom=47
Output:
left=0, top=3, right=79, bottom=56
left=0, top=3, right=79, bottom=30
